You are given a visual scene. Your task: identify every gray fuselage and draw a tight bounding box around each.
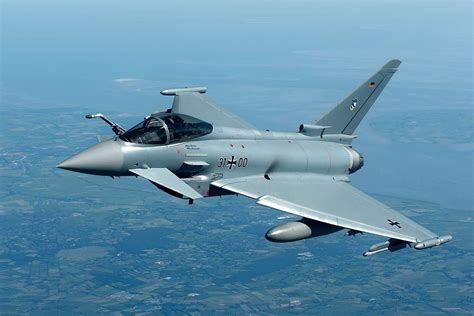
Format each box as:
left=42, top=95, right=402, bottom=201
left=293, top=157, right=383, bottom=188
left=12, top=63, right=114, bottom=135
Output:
left=63, top=126, right=362, bottom=198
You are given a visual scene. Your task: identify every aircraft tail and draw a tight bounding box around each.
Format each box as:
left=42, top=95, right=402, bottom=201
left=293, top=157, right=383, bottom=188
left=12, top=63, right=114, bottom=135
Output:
left=316, top=59, right=401, bottom=135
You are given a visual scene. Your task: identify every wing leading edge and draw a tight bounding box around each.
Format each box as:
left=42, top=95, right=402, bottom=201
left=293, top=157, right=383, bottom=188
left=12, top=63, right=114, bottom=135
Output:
left=212, top=174, right=444, bottom=246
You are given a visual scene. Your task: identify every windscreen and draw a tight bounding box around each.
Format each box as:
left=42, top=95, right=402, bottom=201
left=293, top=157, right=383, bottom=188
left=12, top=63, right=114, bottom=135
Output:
left=120, top=113, right=213, bottom=145
left=159, top=113, right=213, bottom=144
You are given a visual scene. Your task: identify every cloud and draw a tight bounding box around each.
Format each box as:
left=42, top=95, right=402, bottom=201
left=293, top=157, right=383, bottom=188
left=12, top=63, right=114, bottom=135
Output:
left=113, top=78, right=145, bottom=92
left=113, top=78, right=140, bottom=84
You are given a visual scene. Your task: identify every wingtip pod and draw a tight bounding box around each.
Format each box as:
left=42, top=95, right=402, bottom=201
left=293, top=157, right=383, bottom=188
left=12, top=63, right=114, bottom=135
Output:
left=414, top=235, right=452, bottom=250
left=161, top=86, right=207, bottom=96
left=363, top=235, right=452, bottom=256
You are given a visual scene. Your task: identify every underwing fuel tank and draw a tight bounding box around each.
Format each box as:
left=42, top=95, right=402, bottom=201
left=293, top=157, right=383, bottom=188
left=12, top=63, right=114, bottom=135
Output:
left=265, top=218, right=343, bottom=242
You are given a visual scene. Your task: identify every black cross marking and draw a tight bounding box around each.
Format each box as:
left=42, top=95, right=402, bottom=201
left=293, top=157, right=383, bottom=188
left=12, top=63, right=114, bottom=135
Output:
left=227, top=156, right=237, bottom=170
left=387, top=219, right=401, bottom=228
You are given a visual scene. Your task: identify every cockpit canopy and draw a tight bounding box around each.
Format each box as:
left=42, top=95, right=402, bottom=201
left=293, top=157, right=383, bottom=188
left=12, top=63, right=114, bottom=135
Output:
left=119, top=113, right=213, bottom=145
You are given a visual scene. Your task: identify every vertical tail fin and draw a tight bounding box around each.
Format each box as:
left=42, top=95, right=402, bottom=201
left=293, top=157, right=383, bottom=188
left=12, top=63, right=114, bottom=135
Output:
left=316, top=59, right=401, bottom=135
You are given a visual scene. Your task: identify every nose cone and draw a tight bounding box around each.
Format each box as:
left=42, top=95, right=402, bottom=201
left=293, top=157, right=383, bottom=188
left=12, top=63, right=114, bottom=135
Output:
left=57, top=139, right=124, bottom=175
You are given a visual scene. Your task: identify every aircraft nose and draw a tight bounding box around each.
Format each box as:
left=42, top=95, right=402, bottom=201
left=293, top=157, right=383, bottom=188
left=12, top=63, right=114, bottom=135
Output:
left=57, top=139, right=124, bottom=175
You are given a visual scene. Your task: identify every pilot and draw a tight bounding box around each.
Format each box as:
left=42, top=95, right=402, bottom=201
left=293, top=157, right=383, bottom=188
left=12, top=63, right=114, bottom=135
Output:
left=165, top=115, right=186, bottom=142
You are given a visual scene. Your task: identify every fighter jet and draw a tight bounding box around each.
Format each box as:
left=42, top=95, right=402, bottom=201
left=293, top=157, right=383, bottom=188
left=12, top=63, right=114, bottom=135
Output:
left=57, top=59, right=452, bottom=256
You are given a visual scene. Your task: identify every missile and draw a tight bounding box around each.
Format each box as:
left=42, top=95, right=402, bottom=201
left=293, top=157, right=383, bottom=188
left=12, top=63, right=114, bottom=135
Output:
left=414, top=235, right=452, bottom=250
left=265, top=218, right=342, bottom=243
left=363, top=238, right=408, bottom=256
left=367, top=240, right=391, bottom=253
